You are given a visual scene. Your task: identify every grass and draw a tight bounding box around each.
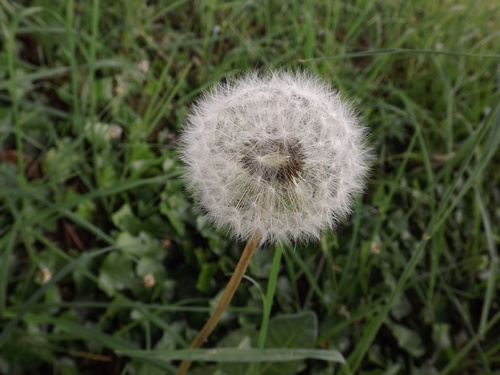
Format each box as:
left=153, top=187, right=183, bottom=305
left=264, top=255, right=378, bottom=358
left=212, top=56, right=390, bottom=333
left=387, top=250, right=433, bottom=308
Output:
left=0, top=0, right=499, bottom=374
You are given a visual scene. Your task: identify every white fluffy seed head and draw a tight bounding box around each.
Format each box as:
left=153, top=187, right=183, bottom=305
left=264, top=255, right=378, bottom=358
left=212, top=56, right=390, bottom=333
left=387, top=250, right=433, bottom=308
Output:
left=180, top=71, right=371, bottom=245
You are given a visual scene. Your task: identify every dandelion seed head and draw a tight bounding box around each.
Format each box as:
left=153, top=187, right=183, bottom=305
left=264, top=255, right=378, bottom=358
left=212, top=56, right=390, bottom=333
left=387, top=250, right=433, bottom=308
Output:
left=180, top=71, right=371, bottom=244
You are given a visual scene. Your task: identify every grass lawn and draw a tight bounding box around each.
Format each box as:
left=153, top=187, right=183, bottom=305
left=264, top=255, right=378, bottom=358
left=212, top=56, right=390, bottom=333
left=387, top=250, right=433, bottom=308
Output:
left=0, top=0, right=499, bottom=374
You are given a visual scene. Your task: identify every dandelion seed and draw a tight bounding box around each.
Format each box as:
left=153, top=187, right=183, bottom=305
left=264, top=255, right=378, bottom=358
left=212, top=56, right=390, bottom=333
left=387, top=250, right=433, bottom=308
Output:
left=181, top=71, right=371, bottom=244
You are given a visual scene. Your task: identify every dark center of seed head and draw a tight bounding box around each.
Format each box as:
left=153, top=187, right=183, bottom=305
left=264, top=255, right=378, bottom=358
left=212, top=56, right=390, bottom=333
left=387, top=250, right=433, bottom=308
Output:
left=240, top=138, right=305, bottom=184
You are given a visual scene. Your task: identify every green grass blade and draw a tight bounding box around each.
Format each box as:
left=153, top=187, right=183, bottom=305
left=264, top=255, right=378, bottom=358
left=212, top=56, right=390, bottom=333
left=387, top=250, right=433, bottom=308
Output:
left=118, top=348, right=345, bottom=364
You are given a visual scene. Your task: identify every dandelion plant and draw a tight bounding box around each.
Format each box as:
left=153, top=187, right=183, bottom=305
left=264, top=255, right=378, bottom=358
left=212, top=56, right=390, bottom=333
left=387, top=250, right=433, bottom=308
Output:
left=177, top=71, right=371, bottom=374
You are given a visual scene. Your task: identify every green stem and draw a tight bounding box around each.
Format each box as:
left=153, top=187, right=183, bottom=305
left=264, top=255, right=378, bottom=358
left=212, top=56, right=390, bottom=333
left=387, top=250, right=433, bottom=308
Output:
left=249, top=242, right=283, bottom=375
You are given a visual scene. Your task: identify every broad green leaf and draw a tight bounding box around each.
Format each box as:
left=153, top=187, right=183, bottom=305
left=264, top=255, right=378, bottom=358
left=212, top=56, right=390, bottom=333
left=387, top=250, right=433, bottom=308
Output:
left=98, top=252, right=134, bottom=296
left=42, top=138, right=81, bottom=178
left=75, top=199, right=96, bottom=221
left=217, top=327, right=258, bottom=375
left=0, top=330, right=53, bottom=371
left=136, top=257, right=166, bottom=279
left=386, top=322, right=425, bottom=358
left=160, top=188, right=189, bottom=237
left=390, top=294, right=412, bottom=321
left=432, top=323, right=451, bottom=349
left=115, top=231, right=162, bottom=257
left=112, top=203, right=143, bottom=233
left=55, top=357, right=79, bottom=375
left=129, top=143, right=157, bottom=174
left=260, top=311, right=319, bottom=375
left=266, top=311, right=318, bottom=348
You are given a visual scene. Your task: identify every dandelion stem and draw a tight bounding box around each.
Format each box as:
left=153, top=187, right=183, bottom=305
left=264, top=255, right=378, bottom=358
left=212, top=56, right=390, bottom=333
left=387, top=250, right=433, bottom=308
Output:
left=176, top=231, right=261, bottom=375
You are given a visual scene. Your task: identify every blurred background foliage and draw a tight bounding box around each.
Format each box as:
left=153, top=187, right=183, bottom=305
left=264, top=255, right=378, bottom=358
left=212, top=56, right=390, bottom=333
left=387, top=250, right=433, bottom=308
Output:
left=0, top=0, right=499, bottom=374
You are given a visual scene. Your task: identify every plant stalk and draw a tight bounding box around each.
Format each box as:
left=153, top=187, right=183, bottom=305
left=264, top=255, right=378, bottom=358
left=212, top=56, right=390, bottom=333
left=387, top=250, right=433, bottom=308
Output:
left=176, top=231, right=261, bottom=375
